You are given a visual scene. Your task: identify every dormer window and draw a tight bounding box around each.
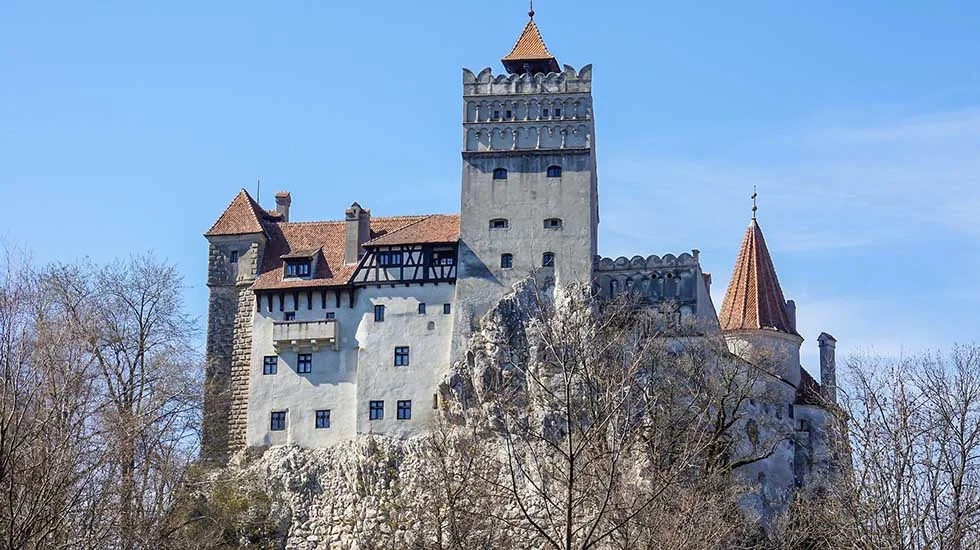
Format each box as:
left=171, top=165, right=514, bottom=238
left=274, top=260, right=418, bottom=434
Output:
left=489, top=218, right=509, bottom=229
left=285, top=260, right=311, bottom=278
left=493, top=168, right=508, bottom=180
left=547, top=166, right=562, bottom=178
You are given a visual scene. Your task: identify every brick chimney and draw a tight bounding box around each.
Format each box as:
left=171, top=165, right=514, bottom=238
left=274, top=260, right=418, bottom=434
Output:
left=275, top=192, right=291, bottom=222
left=818, top=332, right=838, bottom=404
left=345, top=202, right=371, bottom=264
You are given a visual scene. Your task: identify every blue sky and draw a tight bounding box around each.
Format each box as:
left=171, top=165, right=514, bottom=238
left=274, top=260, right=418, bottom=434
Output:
left=2, top=1, right=978, bottom=369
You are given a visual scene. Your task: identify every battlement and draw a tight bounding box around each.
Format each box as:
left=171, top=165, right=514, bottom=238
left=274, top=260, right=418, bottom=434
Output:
left=463, top=64, right=592, bottom=96
left=594, top=250, right=701, bottom=272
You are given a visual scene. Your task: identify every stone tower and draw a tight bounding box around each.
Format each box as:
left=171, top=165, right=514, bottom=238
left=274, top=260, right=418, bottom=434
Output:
left=201, top=189, right=273, bottom=462
left=452, top=10, right=598, bottom=355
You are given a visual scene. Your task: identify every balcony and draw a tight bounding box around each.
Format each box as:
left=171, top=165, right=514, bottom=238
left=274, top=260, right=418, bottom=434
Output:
left=273, top=319, right=338, bottom=352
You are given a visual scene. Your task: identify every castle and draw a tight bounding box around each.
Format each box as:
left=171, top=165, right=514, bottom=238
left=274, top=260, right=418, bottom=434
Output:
left=202, top=10, right=838, bottom=502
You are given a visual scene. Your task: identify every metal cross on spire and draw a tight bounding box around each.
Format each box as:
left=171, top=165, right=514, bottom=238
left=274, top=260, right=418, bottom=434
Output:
left=751, top=185, right=758, bottom=220
left=529, top=0, right=534, bottom=18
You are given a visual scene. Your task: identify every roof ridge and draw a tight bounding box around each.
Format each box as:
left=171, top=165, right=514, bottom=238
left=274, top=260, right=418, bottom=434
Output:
left=363, top=215, right=433, bottom=245
left=274, top=213, right=452, bottom=227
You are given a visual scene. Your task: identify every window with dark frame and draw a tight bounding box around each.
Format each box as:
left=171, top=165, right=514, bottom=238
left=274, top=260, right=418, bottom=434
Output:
left=394, top=346, right=410, bottom=366
left=397, top=400, right=412, bottom=420
left=443, top=303, right=451, bottom=315
left=418, top=303, right=426, bottom=315
left=492, top=110, right=500, bottom=120
left=374, top=304, right=385, bottom=322
left=431, top=250, right=455, bottom=266
left=546, top=166, right=562, bottom=178
left=378, top=252, right=390, bottom=266
left=543, top=108, right=549, bottom=117
left=542, top=252, right=555, bottom=267
left=555, top=108, right=561, bottom=117
left=369, top=400, right=384, bottom=420
left=285, top=261, right=311, bottom=278
left=500, top=253, right=513, bottom=269
left=270, top=411, right=286, bottom=431
left=325, top=311, right=336, bottom=319
left=492, top=168, right=508, bottom=180
left=489, top=218, right=509, bottom=229
left=505, top=109, right=512, bottom=119
left=390, top=251, right=403, bottom=265
left=284, top=311, right=296, bottom=321
left=263, top=356, right=278, bottom=375
left=297, top=353, right=312, bottom=374
left=544, top=218, right=563, bottom=229
left=230, top=250, right=239, bottom=263
left=315, top=409, right=331, bottom=429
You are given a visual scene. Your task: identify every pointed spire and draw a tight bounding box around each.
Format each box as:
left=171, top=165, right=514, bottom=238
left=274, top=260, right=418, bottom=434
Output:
left=718, top=217, right=798, bottom=335
left=501, top=6, right=560, bottom=75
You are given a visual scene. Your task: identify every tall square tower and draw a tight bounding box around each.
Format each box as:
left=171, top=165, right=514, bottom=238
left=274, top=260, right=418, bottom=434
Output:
left=452, top=13, right=598, bottom=355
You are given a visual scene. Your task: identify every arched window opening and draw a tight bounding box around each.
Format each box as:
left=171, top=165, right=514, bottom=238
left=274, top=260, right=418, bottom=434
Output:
left=610, top=279, right=620, bottom=296
left=547, top=165, right=562, bottom=178
left=489, top=218, right=509, bottom=229
left=543, top=217, right=563, bottom=229
left=500, top=253, right=513, bottom=269
left=542, top=252, right=555, bottom=268
left=492, top=168, right=508, bottom=180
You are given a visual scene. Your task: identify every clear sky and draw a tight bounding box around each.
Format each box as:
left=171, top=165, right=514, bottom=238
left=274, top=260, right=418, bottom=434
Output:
left=2, top=1, right=978, bottom=369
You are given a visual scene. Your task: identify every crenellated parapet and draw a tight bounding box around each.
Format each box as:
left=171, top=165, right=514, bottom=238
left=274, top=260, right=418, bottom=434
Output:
left=593, top=250, right=706, bottom=324
left=463, top=64, right=592, bottom=96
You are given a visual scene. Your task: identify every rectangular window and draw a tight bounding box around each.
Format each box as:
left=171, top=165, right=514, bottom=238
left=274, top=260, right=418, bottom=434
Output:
left=542, top=108, right=549, bottom=117
left=270, top=411, right=286, bottom=431
left=397, top=400, right=412, bottom=420
left=394, top=346, right=410, bottom=366
left=378, top=252, right=390, bottom=266
left=284, top=311, right=296, bottom=321
left=492, top=110, right=500, bottom=120
left=500, top=254, right=513, bottom=269
left=315, top=409, right=331, bottom=429
left=555, top=108, right=561, bottom=117
left=505, top=109, right=512, bottom=119
left=418, top=303, right=426, bottom=315
left=285, top=261, right=311, bottom=277
left=325, top=311, right=336, bottom=320
left=297, top=353, right=312, bottom=374
left=230, top=250, right=239, bottom=263
left=443, top=303, right=451, bottom=315
left=390, top=251, right=403, bottom=265
left=369, top=400, right=384, bottom=420
left=374, top=304, right=385, bottom=322
left=263, top=356, right=278, bottom=375
left=431, top=249, right=455, bottom=266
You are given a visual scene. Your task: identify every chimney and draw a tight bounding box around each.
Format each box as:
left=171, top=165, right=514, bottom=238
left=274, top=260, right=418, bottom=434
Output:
left=818, top=332, right=838, bottom=404
left=785, top=300, right=797, bottom=333
left=345, top=202, right=371, bottom=264
left=275, top=192, right=291, bottom=222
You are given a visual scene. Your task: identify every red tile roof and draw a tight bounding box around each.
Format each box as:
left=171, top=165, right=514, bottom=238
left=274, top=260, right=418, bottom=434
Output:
left=719, top=219, right=798, bottom=335
left=363, top=214, right=459, bottom=247
left=502, top=18, right=555, bottom=62
left=205, top=189, right=280, bottom=236
left=796, top=368, right=824, bottom=406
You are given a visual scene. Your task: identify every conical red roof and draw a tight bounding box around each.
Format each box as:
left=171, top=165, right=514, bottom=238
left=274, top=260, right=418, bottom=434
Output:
left=719, top=219, right=798, bottom=335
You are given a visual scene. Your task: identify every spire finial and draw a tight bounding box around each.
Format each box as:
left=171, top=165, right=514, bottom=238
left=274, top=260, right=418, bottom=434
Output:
left=751, top=185, right=758, bottom=220
left=529, top=0, right=534, bottom=18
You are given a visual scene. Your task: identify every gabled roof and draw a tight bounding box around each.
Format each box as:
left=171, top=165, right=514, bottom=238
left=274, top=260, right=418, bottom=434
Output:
left=719, top=219, right=798, bottom=335
left=364, top=214, right=459, bottom=247
left=501, top=15, right=561, bottom=74
left=205, top=189, right=280, bottom=236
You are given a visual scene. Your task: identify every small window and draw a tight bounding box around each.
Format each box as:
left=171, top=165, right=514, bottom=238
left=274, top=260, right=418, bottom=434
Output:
left=542, top=108, right=549, bottom=117
left=610, top=279, right=620, bottom=296
left=431, top=250, right=455, bottom=266
left=542, top=252, right=555, bottom=267
left=369, top=400, right=384, bottom=420
left=285, top=261, right=311, bottom=278
left=297, top=353, right=312, bottom=374
left=546, top=166, right=562, bottom=178
left=284, top=311, right=296, bottom=321
left=391, top=251, right=403, bottom=265
left=378, top=252, right=390, bottom=266
left=418, top=303, right=426, bottom=315
left=554, top=108, right=561, bottom=117
left=489, top=218, right=509, bottom=229
left=492, top=110, right=500, bottom=120
left=263, top=356, right=278, bottom=375
left=505, top=109, right=512, bottom=119
left=500, top=253, right=513, bottom=269
left=394, top=346, right=410, bottom=366
left=315, top=409, right=331, bottom=429
left=544, top=218, right=563, bottom=229
left=270, top=411, right=286, bottom=431
left=443, top=303, right=452, bottom=315
left=230, top=250, right=239, bottom=263
left=397, top=400, right=412, bottom=420
left=325, top=311, right=336, bottom=320
left=374, top=304, right=385, bottom=322
left=492, top=168, right=508, bottom=180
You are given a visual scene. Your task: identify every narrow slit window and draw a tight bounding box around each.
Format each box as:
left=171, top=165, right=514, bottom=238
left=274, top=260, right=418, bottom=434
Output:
left=443, top=303, right=451, bottom=315
left=374, top=304, right=385, bottom=322
left=229, top=250, right=239, bottom=263
left=418, top=303, right=426, bottom=315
